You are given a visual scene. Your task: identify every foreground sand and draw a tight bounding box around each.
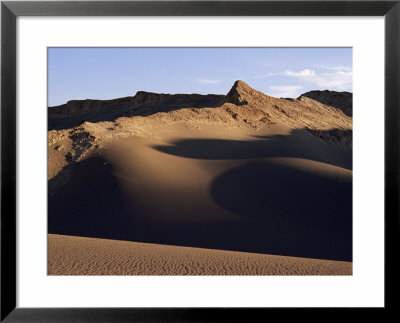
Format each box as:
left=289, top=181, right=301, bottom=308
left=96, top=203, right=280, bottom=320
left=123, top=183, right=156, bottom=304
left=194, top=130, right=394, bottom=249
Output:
left=48, top=234, right=352, bottom=275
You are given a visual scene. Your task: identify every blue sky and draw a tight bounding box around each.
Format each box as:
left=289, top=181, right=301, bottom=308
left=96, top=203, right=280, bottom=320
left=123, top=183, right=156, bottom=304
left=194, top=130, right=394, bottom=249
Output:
left=48, top=48, right=352, bottom=107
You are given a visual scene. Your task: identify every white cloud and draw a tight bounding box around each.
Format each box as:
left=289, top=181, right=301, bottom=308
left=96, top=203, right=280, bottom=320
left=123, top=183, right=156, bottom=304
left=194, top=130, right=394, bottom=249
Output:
left=315, top=71, right=352, bottom=90
left=282, top=68, right=352, bottom=91
left=196, top=78, right=220, bottom=84
left=319, top=65, right=352, bottom=72
left=283, top=69, right=316, bottom=77
left=253, top=72, right=276, bottom=79
left=268, top=85, right=303, bottom=98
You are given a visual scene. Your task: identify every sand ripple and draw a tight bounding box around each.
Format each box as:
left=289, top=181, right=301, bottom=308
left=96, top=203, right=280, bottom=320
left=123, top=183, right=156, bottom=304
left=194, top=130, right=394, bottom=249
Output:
left=48, top=234, right=352, bottom=276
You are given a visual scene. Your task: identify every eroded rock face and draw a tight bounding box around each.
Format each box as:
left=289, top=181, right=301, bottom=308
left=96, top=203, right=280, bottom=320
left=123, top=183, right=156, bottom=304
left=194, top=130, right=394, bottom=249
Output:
left=49, top=97, right=133, bottom=116
left=49, top=92, right=226, bottom=116
left=130, top=91, right=225, bottom=108
left=299, top=90, right=352, bottom=117
left=48, top=91, right=226, bottom=130
left=226, top=80, right=275, bottom=106
left=66, top=128, right=95, bottom=163
left=226, top=80, right=249, bottom=105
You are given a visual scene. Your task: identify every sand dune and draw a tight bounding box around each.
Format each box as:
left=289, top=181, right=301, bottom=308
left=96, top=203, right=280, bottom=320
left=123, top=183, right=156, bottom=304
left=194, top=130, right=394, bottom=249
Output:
left=48, top=234, right=352, bottom=275
left=49, top=123, right=352, bottom=262
left=48, top=81, right=352, bottom=275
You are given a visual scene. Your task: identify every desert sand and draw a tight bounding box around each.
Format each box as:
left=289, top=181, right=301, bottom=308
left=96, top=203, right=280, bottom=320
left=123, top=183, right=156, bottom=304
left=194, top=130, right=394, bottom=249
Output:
left=48, top=81, right=352, bottom=275
left=48, top=234, right=352, bottom=275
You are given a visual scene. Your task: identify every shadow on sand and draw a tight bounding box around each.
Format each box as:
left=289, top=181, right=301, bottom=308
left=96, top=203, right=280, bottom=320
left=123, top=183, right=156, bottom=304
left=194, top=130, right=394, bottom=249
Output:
left=48, top=129, right=352, bottom=261
left=210, top=161, right=352, bottom=261
left=48, top=157, right=135, bottom=239
left=153, top=129, right=352, bottom=170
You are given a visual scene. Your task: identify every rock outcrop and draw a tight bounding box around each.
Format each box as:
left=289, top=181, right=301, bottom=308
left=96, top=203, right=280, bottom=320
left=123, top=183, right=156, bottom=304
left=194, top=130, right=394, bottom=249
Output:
left=299, top=90, right=352, bottom=116
left=130, top=91, right=225, bottom=108
left=49, top=92, right=225, bottom=117
left=48, top=91, right=226, bottom=130
left=48, top=97, right=133, bottom=116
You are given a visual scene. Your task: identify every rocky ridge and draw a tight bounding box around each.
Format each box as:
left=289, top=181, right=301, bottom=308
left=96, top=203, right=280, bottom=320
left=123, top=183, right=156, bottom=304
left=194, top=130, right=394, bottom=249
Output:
left=48, top=81, right=353, bottom=181
left=299, top=90, right=352, bottom=116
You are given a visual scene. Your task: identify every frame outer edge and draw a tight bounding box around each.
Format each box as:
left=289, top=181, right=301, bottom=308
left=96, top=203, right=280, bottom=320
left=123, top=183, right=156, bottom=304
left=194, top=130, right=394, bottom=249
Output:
left=2, top=1, right=399, bottom=16
left=385, top=1, right=400, bottom=311
left=0, top=0, right=398, bottom=321
left=1, top=1, right=17, bottom=322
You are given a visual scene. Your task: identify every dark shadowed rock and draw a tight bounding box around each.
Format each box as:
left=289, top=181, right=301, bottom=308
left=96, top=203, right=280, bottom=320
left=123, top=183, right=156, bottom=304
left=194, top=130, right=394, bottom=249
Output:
left=299, top=90, right=352, bottom=116
left=48, top=92, right=226, bottom=117
left=48, top=91, right=226, bottom=130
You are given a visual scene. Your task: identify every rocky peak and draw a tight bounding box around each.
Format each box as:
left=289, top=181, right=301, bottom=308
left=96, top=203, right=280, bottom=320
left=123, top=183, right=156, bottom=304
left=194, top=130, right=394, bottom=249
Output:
left=226, top=80, right=273, bottom=106
left=226, top=80, right=253, bottom=105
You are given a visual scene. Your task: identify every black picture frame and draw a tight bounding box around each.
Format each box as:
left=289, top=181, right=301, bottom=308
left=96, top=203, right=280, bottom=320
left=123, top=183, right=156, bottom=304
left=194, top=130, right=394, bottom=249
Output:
left=1, top=0, right=399, bottom=321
